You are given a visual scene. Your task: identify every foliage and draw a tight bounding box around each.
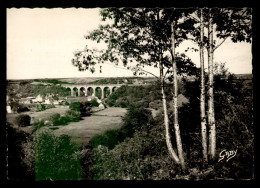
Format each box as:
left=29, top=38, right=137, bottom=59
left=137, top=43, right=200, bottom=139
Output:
left=6, top=123, right=35, bottom=180
left=92, top=62, right=253, bottom=179
left=92, top=99, right=99, bottom=107
left=72, top=8, right=198, bottom=80
left=16, top=114, right=31, bottom=127
left=33, top=79, right=70, bottom=85
left=89, top=77, right=133, bottom=84
left=17, top=106, right=30, bottom=113
left=105, top=84, right=161, bottom=108
left=33, top=103, right=46, bottom=112
left=121, top=107, right=153, bottom=137
left=33, top=85, right=70, bottom=97
left=105, top=83, right=186, bottom=109
left=92, top=126, right=180, bottom=180
left=92, top=129, right=121, bottom=150
left=33, top=120, right=46, bottom=132
left=34, top=131, right=82, bottom=180
left=49, top=113, right=61, bottom=125
left=69, top=101, right=92, bottom=116
left=177, top=63, right=253, bottom=178
left=92, top=106, right=153, bottom=150
left=65, top=110, right=81, bottom=122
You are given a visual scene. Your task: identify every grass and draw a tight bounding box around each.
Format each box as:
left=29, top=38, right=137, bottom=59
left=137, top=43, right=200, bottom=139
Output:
left=51, top=107, right=127, bottom=145
left=7, top=106, right=70, bottom=125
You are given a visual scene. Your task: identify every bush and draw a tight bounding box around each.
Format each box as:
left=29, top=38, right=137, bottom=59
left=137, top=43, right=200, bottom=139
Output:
left=16, top=114, right=31, bottom=127
left=91, top=99, right=99, bottom=107
left=69, top=102, right=79, bottom=111
left=121, top=107, right=153, bottom=137
left=92, top=129, right=177, bottom=180
left=92, top=129, right=120, bottom=149
left=50, top=113, right=61, bottom=122
left=58, top=116, right=70, bottom=125
left=33, top=103, right=46, bottom=112
left=69, top=101, right=92, bottom=117
left=65, top=110, right=81, bottom=122
left=33, top=120, right=46, bottom=131
left=34, top=132, right=82, bottom=180
left=6, top=123, right=35, bottom=180
left=49, top=113, right=62, bottom=126
left=17, top=106, right=30, bottom=113
left=91, top=107, right=154, bottom=150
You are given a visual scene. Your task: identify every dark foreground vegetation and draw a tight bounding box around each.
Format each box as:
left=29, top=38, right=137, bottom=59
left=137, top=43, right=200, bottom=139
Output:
left=6, top=71, right=253, bottom=180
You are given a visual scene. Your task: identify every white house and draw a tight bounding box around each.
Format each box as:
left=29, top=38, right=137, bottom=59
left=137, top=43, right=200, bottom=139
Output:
left=98, top=103, right=105, bottom=110
left=6, top=106, right=13, bottom=113
left=44, top=99, right=51, bottom=104
left=35, top=94, right=43, bottom=102
left=53, top=100, right=59, bottom=105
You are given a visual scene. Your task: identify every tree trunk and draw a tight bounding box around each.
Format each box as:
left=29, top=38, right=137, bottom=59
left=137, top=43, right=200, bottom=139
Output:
left=171, top=21, right=186, bottom=171
left=159, top=52, right=180, bottom=164
left=207, top=8, right=216, bottom=160
left=200, top=8, right=208, bottom=164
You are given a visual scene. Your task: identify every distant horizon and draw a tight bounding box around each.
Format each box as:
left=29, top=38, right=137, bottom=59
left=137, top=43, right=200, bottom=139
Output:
left=6, top=73, right=253, bottom=81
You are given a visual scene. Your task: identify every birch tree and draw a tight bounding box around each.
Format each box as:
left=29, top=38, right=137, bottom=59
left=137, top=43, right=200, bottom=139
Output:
left=71, top=8, right=198, bottom=171
left=199, top=8, right=208, bottom=164
left=206, top=8, right=252, bottom=160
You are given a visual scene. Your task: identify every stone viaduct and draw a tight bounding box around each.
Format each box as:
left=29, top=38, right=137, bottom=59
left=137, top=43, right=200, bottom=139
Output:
left=60, top=84, right=125, bottom=99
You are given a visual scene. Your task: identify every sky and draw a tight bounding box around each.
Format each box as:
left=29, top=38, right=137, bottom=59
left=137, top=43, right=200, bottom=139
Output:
left=7, top=8, right=252, bottom=80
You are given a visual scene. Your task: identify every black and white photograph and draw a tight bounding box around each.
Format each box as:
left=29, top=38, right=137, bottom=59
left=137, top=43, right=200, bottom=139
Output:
left=5, top=7, right=254, bottom=181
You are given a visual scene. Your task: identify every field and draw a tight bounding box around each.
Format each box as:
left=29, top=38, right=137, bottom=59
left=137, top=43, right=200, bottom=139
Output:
left=6, top=105, right=69, bottom=124
left=7, top=106, right=127, bottom=145
left=50, top=107, right=127, bottom=144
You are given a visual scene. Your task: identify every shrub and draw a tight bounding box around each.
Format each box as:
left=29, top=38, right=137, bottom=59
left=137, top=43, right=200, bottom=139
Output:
left=50, top=113, right=61, bottom=122
left=17, top=106, right=30, bottom=113
left=92, top=129, right=176, bottom=180
left=49, top=113, right=62, bottom=126
left=33, top=120, right=46, bottom=131
left=69, top=102, right=80, bottom=111
left=121, top=107, right=153, bottom=137
left=16, top=114, right=31, bottom=127
left=58, top=116, right=70, bottom=125
left=92, top=129, right=120, bottom=149
left=65, top=110, right=81, bottom=122
left=34, top=132, right=82, bottom=180
left=6, top=123, right=35, bottom=180
left=69, top=101, right=92, bottom=117
left=33, top=103, right=46, bottom=112
left=91, top=107, right=154, bottom=150
left=92, top=99, right=99, bottom=107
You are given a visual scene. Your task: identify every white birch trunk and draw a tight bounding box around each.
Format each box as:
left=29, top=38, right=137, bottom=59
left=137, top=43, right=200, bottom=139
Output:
left=171, top=21, right=186, bottom=171
left=208, top=9, right=216, bottom=159
left=200, top=8, right=208, bottom=164
left=159, top=52, right=180, bottom=164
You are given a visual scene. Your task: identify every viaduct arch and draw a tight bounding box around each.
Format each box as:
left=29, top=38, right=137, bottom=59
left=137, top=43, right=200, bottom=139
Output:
left=61, top=84, right=122, bottom=99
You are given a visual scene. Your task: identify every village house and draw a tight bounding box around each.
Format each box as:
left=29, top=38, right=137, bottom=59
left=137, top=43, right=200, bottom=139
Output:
left=53, top=100, right=59, bottom=105
left=32, top=94, right=43, bottom=103
left=6, top=105, right=13, bottom=113
left=6, top=95, right=13, bottom=113
left=20, top=98, right=32, bottom=104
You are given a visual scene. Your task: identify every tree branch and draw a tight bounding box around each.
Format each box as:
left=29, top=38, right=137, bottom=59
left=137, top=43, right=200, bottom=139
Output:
left=188, top=14, right=200, bottom=23
left=213, top=37, right=227, bottom=52
left=163, top=66, right=171, bottom=80
left=134, top=66, right=160, bottom=79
